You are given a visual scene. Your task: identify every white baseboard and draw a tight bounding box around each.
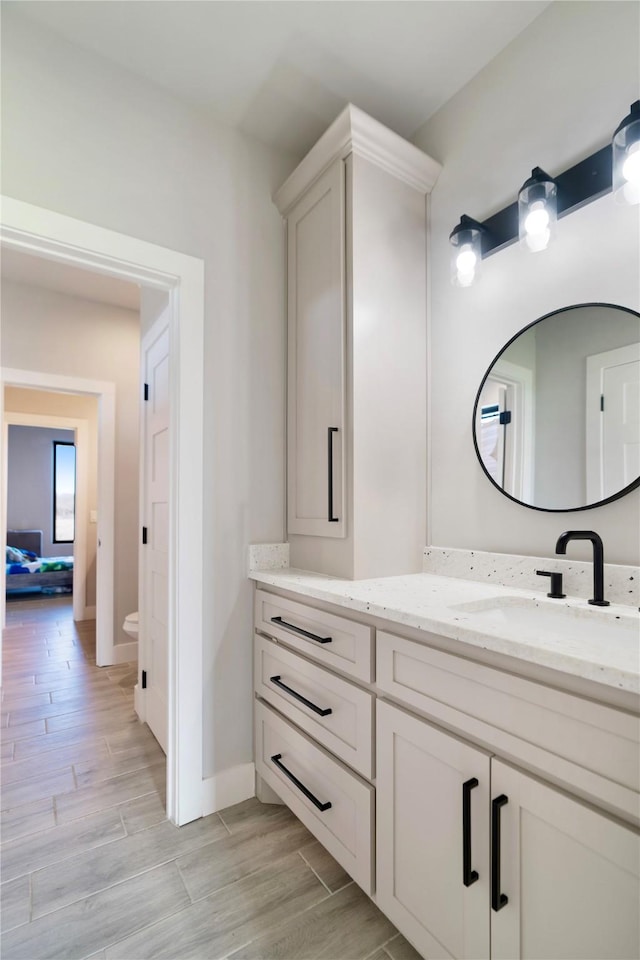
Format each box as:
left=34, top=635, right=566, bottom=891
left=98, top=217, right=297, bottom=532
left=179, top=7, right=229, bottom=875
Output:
left=111, top=640, right=138, bottom=664
left=201, top=762, right=255, bottom=816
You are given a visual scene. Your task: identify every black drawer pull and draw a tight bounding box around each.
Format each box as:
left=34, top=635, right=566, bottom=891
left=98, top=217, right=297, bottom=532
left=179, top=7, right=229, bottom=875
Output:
left=269, top=676, right=332, bottom=717
left=462, top=777, right=479, bottom=887
left=270, top=616, right=332, bottom=644
left=491, top=794, right=509, bottom=911
left=270, top=754, right=332, bottom=812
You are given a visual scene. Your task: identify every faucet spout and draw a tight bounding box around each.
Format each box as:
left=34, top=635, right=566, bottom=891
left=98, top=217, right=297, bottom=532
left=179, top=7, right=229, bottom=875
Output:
left=555, top=530, right=609, bottom=606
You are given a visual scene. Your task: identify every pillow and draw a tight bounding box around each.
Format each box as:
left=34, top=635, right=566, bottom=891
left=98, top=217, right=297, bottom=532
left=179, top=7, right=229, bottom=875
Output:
left=6, top=546, right=24, bottom=562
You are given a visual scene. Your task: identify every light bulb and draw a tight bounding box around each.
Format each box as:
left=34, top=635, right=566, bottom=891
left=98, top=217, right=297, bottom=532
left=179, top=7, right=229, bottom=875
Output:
left=524, top=200, right=550, bottom=237
left=456, top=244, right=477, bottom=273
left=456, top=267, right=475, bottom=288
left=622, top=142, right=640, bottom=186
left=524, top=228, right=551, bottom=252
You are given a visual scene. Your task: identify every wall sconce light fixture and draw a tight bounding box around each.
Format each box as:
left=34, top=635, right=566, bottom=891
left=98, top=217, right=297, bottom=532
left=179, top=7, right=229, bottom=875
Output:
left=450, top=100, right=639, bottom=285
left=613, top=100, right=640, bottom=205
left=449, top=215, right=484, bottom=287
left=518, top=167, right=557, bottom=252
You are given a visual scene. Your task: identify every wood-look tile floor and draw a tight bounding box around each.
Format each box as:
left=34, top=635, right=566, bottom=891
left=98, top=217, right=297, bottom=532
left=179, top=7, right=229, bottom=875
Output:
left=1, top=596, right=419, bottom=960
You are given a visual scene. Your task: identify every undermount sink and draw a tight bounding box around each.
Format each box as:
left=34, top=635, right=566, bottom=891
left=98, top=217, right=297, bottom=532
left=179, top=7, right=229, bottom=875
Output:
left=448, top=595, right=639, bottom=644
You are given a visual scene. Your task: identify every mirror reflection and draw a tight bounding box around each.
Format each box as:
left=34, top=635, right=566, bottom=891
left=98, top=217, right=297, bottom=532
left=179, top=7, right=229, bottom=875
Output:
left=473, top=303, right=640, bottom=511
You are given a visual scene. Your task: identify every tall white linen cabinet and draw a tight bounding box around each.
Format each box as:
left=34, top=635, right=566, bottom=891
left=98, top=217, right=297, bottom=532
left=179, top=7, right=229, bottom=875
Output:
left=274, top=105, right=441, bottom=579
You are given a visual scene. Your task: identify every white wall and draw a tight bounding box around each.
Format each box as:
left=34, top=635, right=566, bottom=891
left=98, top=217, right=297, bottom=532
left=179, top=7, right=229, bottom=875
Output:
left=1, top=9, right=297, bottom=780
left=4, top=387, right=99, bottom=606
left=7, top=424, right=75, bottom=558
left=1, top=284, right=140, bottom=638
left=414, top=1, right=640, bottom=565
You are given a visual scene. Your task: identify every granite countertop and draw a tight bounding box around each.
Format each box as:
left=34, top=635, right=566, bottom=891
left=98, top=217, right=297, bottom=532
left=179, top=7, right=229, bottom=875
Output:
left=249, top=567, right=640, bottom=698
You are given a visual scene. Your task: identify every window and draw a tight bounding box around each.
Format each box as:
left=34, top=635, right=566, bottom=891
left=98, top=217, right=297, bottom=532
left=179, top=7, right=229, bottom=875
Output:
left=53, top=441, right=76, bottom=543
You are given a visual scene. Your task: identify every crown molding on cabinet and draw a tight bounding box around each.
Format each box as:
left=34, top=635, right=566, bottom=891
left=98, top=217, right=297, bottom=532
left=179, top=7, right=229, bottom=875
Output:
left=274, top=104, right=442, bottom=215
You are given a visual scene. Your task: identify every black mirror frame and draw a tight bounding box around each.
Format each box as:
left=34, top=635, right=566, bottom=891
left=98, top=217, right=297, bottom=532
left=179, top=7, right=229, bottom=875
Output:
left=472, top=301, right=640, bottom=513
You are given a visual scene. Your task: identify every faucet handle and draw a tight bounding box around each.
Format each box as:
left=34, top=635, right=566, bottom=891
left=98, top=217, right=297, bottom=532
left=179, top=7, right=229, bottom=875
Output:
left=536, top=570, right=566, bottom=599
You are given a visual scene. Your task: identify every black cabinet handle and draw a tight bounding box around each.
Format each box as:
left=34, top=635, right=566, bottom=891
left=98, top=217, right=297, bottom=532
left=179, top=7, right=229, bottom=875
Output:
left=462, top=777, right=479, bottom=887
left=270, top=616, right=332, bottom=644
left=270, top=754, right=332, bottom=812
left=491, top=794, right=509, bottom=911
left=269, top=676, right=332, bottom=717
left=328, top=427, right=339, bottom=522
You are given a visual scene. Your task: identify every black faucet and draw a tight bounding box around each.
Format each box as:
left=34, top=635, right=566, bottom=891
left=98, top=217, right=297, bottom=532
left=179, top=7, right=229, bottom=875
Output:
left=555, top=530, right=609, bottom=606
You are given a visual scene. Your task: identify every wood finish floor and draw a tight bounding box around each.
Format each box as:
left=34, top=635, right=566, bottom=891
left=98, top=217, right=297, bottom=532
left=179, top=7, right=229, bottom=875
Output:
left=1, top=596, right=419, bottom=960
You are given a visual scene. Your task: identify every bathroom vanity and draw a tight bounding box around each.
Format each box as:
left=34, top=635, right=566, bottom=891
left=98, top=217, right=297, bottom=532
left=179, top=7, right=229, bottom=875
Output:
left=261, top=96, right=640, bottom=960
left=251, top=564, right=640, bottom=960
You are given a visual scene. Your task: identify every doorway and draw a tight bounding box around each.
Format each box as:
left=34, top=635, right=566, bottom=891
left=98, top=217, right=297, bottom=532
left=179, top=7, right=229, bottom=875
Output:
left=1, top=196, right=205, bottom=825
left=4, top=411, right=89, bottom=622
left=2, top=376, right=114, bottom=658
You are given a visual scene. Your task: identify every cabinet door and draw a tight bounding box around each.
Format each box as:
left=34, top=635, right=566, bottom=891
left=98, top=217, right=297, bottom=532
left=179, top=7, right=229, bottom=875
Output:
left=287, top=160, right=346, bottom=538
left=491, top=759, right=640, bottom=960
left=377, top=701, right=491, bottom=960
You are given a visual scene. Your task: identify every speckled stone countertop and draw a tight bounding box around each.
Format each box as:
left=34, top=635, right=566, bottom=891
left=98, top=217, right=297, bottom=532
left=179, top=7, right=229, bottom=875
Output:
left=249, top=567, right=640, bottom=699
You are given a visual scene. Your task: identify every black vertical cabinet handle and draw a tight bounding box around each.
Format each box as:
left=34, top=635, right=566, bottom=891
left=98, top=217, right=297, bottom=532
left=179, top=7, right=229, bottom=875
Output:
left=270, top=754, right=332, bottom=812
left=491, top=794, right=509, bottom=911
left=462, top=777, right=479, bottom=887
left=327, top=427, right=339, bottom=522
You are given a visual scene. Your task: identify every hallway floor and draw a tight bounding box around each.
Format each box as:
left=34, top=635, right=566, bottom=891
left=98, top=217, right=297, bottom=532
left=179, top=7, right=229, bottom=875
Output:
left=1, top=597, right=416, bottom=960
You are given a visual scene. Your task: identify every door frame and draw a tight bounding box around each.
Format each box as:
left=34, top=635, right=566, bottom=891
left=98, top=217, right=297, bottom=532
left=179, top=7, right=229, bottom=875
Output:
left=0, top=196, right=205, bottom=826
left=3, top=409, right=91, bottom=623
left=482, top=359, right=534, bottom=503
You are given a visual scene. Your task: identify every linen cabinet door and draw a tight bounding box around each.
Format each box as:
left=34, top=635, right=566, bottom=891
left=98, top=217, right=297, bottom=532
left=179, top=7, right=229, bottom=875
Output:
left=490, top=759, right=640, bottom=960
left=286, top=159, right=346, bottom=538
left=376, top=701, right=491, bottom=960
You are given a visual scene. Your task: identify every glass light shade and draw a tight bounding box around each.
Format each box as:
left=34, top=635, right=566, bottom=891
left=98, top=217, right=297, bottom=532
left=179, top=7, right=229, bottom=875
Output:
left=613, top=101, right=640, bottom=205
left=449, top=216, right=483, bottom=287
left=518, top=168, right=557, bottom=252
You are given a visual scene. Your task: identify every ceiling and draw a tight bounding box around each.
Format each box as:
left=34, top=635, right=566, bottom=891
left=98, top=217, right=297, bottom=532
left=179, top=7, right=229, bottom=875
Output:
left=1, top=248, right=141, bottom=311
left=10, top=0, right=551, bottom=157
left=2, top=2, right=550, bottom=306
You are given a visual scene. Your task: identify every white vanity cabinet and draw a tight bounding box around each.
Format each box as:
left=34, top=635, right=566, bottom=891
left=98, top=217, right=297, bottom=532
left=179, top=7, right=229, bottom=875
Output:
left=490, top=759, right=640, bottom=960
left=376, top=701, right=491, bottom=960
left=284, top=160, right=346, bottom=539
left=253, top=582, right=640, bottom=960
left=275, top=105, right=441, bottom=578
left=377, top=700, right=640, bottom=960
left=254, top=587, right=376, bottom=892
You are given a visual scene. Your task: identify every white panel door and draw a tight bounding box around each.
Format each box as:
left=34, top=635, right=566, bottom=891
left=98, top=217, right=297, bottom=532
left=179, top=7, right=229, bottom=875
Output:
left=377, top=701, right=491, bottom=960
left=603, top=355, right=640, bottom=495
left=491, top=759, right=640, bottom=960
left=142, top=326, right=170, bottom=753
left=287, top=160, right=346, bottom=538
left=586, top=342, right=640, bottom=500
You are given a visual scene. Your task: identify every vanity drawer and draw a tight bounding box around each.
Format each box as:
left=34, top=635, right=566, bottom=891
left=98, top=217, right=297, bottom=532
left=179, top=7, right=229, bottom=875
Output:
left=255, top=634, right=374, bottom=779
left=377, top=630, right=640, bottom=823
left=255, top=588, right=373, bottom=683
left=255, top=698, right=374, bottom=893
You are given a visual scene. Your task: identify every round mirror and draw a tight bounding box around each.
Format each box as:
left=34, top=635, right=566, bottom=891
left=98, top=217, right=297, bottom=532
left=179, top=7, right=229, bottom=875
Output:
left=473, top=303, right=640, bottom=512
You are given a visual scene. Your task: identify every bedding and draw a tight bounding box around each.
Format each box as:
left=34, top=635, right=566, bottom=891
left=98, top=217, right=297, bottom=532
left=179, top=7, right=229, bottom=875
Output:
left=6, top=556, right=74, bottom=576
left=6, top=530, right=74, bottom=594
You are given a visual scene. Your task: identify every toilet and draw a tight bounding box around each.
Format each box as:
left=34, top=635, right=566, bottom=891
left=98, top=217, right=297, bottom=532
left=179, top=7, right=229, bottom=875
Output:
left=123, top=611, right=139, bottom=640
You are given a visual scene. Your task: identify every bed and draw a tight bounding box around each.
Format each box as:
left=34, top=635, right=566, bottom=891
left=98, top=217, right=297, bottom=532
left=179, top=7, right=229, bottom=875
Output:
left=6, top=530, right=74, bottom=595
